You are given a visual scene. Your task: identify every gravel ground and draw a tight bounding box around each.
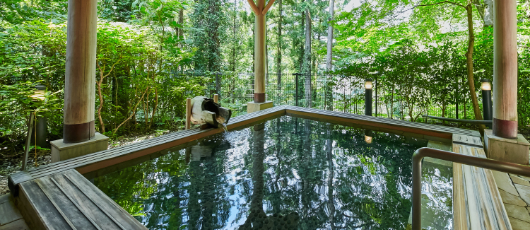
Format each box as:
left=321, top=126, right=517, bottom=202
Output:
left=0, top=130, right=170, bottom=196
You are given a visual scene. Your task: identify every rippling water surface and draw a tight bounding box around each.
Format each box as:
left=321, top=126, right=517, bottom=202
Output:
left=93, top=116, right=440, bottom=230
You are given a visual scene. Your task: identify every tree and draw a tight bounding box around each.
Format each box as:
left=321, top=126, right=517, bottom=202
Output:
left=413, top=0, right=486, bottom=132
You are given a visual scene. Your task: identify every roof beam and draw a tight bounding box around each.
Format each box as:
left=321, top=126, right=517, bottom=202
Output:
left=262, top=0, right=276, bottom=15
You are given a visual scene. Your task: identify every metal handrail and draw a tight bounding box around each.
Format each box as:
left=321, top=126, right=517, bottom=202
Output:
left=422, top=115, right=492, bottom=124
left=412, top=147, right=530, bottom=230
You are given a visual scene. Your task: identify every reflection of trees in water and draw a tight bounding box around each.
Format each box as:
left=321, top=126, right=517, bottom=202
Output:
left=94, top=116, right=426, bottom=230
left=94, top=138, right=232, bottom=229
left=254, top=117, right=426, bottom=229
left=238, top=124, right=300, bottom=230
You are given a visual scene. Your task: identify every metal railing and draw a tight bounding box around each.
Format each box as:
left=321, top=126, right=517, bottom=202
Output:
left=412, top=147, right=530, bottom=230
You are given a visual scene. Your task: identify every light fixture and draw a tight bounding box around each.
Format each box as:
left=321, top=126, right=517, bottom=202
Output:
left=365, top=78, right=373, bottom=90
left=31, top=84, right=46, bottom=101
left=480, top=78, right=491, bottom=91
left=365, top=130, right=373, bottom=144
left=480, top=79, right=492, bottom=128
left=365, top=135, right=372, bottom=144
left=365, top=79, right=373, bottom=116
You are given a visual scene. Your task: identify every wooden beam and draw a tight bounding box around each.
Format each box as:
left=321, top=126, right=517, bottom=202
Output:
left=262, top=0, right=276, bottom=15
left=247, top=0, right=260, bottom=15
left=492, top=0, right=518, bottom=138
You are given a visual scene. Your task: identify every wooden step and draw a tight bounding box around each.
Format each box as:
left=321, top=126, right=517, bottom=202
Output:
left=17, top=169, right=147, bottom=230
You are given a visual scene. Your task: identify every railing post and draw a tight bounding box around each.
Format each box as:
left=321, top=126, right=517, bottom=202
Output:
left=295, top=73, right=299, bottom=106
left=456, top=78, right=459, bottom=119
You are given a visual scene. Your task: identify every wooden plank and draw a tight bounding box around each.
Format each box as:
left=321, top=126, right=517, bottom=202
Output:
left=453, top=162, right=468, bottom=230
left=453, top=134, right=483, bottom=147
left=0, top=198, right=22, bottom=226
left=287, top=106, right=480, bottom=136
left=50, top=172, right=121, bottom=230
left=19, top=181, right=73, bottom=230
left=34, top=176, right=98, bottom=230
left=453, top=141, right=512, bottom=230
left=62, top=170, right=147, bottom=230
left=286, top=109, right=453, bottom=139
left=0, top=219, right=29, bottom=230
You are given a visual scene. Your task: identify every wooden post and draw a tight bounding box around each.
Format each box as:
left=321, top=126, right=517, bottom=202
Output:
left=492, top=0, right=518, bottom=139
left=248, top=0, right=275, bottom=103
left=186, top=98, right=191, bottom=130
left=63, top=0, right=97, bottom=143
left=21, top=113, right=34, bottom=171
left=213, top=94, right=219, bottom=104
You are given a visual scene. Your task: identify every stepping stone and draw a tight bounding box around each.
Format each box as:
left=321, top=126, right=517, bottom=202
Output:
left=0, top=219, right=29, bottom=230
left=509, top=217, right=530, bottom=230
left=515, top=184, right=530, bottom=206
left=505, top=204, right=530, bottom=223
left=493, top=171, right=519, bottom=196
left=511, top=174, right=530, bottom=186
left=499, top=189, right=527, bottom=206
left=0, top=195, right=9, bottom=205
left=0, top=199, right=22, bottom=226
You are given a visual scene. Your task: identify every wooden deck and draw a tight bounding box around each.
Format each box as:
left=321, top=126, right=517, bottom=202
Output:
left=17, top=169, right=146, bottom=230
left=452, top=134, right=512, bottom=229
left=6, top=105, right=486, bottom=229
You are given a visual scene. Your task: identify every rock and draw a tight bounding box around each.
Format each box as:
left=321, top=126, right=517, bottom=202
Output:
left=515, top=184, right=530, bottom=206
left=509, top=217, right=530, bottom=230
left=505, top=204, right=530, bottom=223
left=511, top=174, right=530, bottom=186
left=499, top=189, right=527, bottom=206
left=492, top=171, right=519, bottom=196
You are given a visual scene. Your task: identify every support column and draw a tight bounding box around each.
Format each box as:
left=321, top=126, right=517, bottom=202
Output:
left=64, top=0, right=97, bottom=143
left=485, top=0, right=529, bottom=164
left=52, top=0, right=108, bottom=163
left=492, top=0, right=518, bottom=138
left=247, top=0, right=275, bottom=113
left=254, top=7, right=266, bottom=103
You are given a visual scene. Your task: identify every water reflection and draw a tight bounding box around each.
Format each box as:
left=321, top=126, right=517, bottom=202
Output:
left=93, top=116, right=429, bottom=229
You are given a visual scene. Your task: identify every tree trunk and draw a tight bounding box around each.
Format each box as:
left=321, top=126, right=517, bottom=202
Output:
left=326, top=0, right=334, bottom=111
left=232, top=0, right=237, bottom=72
left=178, top=8, right=183, bottom=39
left=304, top=7, right=311, bottom=108
left=465, top=4, right=486, bottom=134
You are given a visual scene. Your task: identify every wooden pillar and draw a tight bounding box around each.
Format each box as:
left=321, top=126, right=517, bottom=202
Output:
left=63, top=0, right=97, bottom=143
left=254, top=0, right=266, bottom=103
left=248, top=0, right=275, bottom=103
left=186, top=98, right=191, bottom=130
left=492, top=0, right=518, bottom=139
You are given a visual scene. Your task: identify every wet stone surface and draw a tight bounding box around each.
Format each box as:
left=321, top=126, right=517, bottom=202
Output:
left=494, top=171, right=530, bottom=229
